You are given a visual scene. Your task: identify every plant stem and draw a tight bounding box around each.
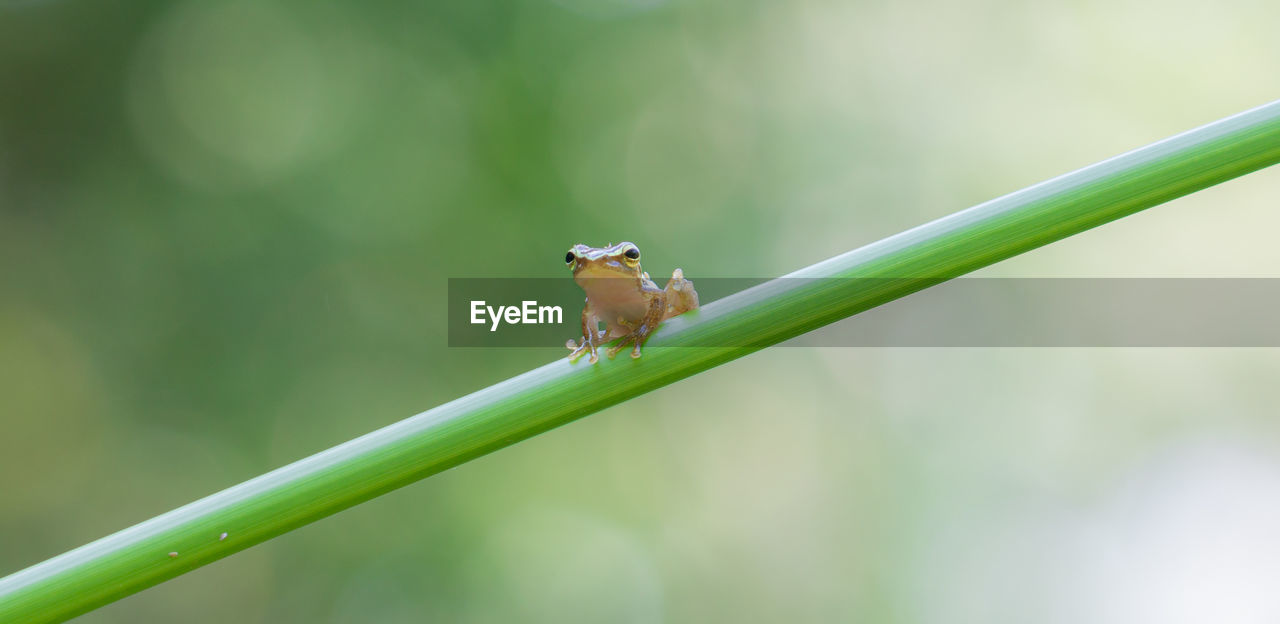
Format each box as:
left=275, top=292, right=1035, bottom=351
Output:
left=5, top=100, right=1280, bottom=623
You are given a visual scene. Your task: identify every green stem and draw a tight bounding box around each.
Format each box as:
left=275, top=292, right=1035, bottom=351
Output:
left=5, top=100, right=1280, bottom=623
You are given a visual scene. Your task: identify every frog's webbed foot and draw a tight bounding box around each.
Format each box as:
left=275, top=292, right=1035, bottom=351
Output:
left=567, top=327, right=608, bottom=364
left=567, top=330, right=609, bottom=363
left=605, top=334, right=644, bottom=360
left=567, top=337, right=598, bottom=364
left=663, top=268, right=699, bottom=318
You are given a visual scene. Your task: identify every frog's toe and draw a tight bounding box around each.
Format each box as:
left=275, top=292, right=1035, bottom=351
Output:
left=567, top=338, right=597, bottom=363
left=566, top=339, right=579, bottom=350
left=606, top=336, right=634, bottom=359
left=630, top=344, right=642, bottom=359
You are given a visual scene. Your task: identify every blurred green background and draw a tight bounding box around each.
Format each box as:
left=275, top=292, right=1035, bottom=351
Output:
left=3, top=0, right=1280, bottom=621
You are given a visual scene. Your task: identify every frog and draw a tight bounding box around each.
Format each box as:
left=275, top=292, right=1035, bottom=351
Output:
left=564, top=242, right=699, bottom=363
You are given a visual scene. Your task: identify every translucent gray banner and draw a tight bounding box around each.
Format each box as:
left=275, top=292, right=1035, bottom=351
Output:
left=448, top=278, right=1280, bottom=347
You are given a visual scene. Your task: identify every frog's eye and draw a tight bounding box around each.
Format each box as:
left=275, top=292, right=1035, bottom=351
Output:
left=565, top=251, right=576, bottom=265
left=623, top=247, right=640, bottom=261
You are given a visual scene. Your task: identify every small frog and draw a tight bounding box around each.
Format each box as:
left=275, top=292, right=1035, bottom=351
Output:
left=564, top=242, right=699, bottom=363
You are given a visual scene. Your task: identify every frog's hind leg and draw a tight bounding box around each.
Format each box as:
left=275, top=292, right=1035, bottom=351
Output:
left=662, top=268, right=699, bottom=318
left=607, top=298, right=665, bottom=360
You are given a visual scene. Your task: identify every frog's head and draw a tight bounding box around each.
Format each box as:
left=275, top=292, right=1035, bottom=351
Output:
left=565, top=242, right=644, bottom=281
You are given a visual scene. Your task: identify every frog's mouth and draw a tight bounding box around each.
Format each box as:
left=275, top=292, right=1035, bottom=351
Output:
left=574, top=262, right=632, bottom=280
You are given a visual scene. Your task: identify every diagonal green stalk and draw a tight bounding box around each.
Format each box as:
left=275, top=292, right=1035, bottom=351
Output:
left=5, top=100, right=1280, bottom=623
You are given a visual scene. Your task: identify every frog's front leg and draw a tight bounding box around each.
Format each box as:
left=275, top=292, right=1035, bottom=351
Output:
left=662, top=268, right=699, bottom=319
left=607, top=296, right=666, bottom=360
left=566, top=298, right=605, bottom=364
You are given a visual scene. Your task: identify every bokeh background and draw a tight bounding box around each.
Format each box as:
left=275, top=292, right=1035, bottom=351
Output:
left=3, top=0, right=1280, bottom=622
